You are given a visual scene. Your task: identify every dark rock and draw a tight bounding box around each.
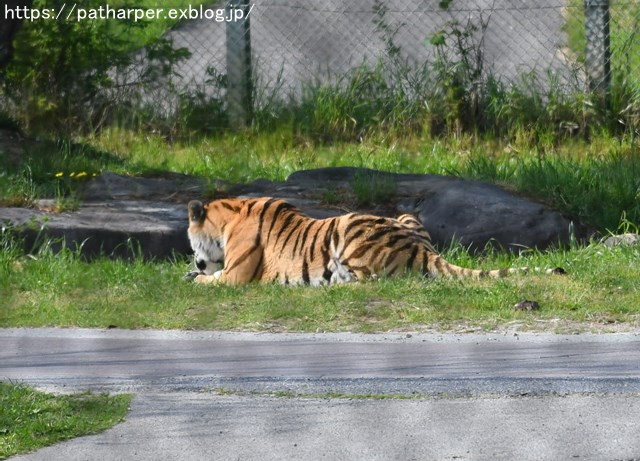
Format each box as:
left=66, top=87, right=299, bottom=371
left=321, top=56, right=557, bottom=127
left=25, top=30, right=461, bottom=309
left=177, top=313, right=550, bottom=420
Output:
left=513, top=300, right=541, bottom=311
left=81, top=171, right=214, bottom=202
left=287, top=167, right=572, bottom=253
left=1, top=200, right=190, bottom=259
left=0, top=167, right=575, bottom=259
left=408, top=177, right=571, bottom=252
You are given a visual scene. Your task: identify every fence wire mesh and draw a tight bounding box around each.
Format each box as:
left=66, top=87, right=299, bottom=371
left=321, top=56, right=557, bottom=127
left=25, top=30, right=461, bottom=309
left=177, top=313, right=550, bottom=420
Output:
left=165, top=1, right=640, bottom=106
left=2, top=0, right=639, bottom=133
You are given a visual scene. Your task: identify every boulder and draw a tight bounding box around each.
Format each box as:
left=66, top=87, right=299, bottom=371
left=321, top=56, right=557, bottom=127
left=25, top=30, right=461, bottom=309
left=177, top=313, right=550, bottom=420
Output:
left=404, top=176, right=571, bottom=252
left=0, top=167, right=575, bottom=259
left=1, top=201, right=190, bottom=259
left=81, top=171, right=212, bottom=202
left=286, top=168, right=572, bottom=252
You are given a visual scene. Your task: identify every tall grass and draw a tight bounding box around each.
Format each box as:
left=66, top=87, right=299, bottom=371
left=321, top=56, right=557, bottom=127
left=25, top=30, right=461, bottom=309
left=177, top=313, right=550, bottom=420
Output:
left=456, top=142, right=640, bottom=231
left=244, top=0, right=640, bottom=142
left=283, top=63, right=429, bottom=143
left=3, top=0, right=640, bottom=141
left=3, top=128, right=638, bottom=233
left=243, top=13, right=635, bottom=144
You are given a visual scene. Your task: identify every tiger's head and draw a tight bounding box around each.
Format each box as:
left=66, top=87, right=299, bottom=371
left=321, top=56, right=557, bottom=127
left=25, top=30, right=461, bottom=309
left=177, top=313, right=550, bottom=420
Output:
left=187, top=200, right=225, bottom=276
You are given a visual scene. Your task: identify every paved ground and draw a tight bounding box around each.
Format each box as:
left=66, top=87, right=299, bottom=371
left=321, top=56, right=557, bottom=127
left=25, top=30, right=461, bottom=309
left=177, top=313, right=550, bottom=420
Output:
left=3, top=329, right=640, bottom=460
left=10, top=392, right=640, bottom=461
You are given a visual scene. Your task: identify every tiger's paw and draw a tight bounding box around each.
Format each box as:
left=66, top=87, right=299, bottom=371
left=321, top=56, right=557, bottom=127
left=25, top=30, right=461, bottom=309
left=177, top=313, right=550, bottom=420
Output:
left=194, top=273, right=209, bottom=283
left=194, top=271, right=224, bottom=284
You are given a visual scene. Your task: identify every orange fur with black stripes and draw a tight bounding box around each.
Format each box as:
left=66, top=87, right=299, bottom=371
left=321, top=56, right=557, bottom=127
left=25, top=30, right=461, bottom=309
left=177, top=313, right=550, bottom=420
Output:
left=186, top=197, right=516, bottom=285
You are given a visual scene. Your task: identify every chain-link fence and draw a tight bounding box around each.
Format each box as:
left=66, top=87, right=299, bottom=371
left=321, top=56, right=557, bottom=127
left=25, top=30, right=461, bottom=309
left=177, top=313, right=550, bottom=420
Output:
left=158, top=0, right=640, bottom=126
left=2, top=0, right=638, bottom=133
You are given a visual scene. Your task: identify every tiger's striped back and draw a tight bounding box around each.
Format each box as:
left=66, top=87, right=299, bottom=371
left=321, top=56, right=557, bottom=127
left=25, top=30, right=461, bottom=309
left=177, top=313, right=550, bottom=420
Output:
left=187, top=197, right=515, bottom=285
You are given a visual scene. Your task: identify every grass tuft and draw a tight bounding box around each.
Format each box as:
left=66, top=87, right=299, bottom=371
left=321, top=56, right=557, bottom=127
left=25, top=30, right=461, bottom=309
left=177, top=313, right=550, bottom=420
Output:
left=0, top=383, right=131, bottom=459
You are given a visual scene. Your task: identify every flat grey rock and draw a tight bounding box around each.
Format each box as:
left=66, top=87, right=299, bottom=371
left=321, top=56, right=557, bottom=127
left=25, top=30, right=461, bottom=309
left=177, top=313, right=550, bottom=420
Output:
left=81, top=171, right=211, bottom=201
left=0, top=167, right=580, bottom=259
left=0, top=200, right=190, bottom=259
left=603, top=232, right=639, bottom=248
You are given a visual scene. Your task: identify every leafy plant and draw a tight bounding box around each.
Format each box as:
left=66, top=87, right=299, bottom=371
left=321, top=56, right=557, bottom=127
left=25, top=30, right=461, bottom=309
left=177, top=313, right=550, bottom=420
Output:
left=178, top=66, right=228, bottom=135
left=1, top=0, right=190, bottom=134
left=427, top=2, right=493, bottom=135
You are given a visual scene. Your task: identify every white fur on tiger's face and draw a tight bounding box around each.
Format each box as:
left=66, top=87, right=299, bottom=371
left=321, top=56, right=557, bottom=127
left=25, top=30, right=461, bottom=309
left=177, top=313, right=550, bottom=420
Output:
left=186, top=197, right=516, bottom=286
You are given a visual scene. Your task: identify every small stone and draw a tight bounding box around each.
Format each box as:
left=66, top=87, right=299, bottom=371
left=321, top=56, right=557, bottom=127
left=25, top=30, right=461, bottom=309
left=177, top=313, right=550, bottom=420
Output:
left=513, top=300, right=541, bottom=311
left=603, top=233, right=639, bottom=248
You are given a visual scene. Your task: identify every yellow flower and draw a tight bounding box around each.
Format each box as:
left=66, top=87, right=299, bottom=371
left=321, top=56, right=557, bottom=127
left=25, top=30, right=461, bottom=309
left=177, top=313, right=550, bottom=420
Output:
left=76, top=172, right=88, bottom=179
left=55, top=172, right=64, bottom=178
left=69, top=172, right=75, bottom=177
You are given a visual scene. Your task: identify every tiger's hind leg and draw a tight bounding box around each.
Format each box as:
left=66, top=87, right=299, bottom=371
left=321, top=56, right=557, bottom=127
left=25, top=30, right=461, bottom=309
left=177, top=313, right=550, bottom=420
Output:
left=396, top=214, right=432, bottom=242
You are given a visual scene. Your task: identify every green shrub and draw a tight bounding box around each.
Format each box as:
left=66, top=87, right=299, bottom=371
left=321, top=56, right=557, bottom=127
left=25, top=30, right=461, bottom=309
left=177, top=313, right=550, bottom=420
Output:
left=1, top=0, right=189, bottom=134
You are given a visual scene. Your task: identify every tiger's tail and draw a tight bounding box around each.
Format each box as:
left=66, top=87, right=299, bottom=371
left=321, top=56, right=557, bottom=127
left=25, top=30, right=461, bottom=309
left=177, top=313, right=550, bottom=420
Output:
left=426, top=254, right=563, bottom=279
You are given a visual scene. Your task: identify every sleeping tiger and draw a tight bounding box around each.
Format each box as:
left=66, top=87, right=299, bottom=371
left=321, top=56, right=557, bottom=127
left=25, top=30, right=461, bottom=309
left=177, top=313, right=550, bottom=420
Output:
left=185, top=196, right=521, bottom=286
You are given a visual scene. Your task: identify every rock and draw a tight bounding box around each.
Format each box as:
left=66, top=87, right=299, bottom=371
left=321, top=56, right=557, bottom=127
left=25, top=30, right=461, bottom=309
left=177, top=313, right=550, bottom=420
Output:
left=603, top=233, right=639, bottom=248
left=286, top=168, right=572, bottom=253
left=0, top=167, right=575, bottom=259
left=81, top=171, right=215, bottom=202
left=0, top=201, right=190, bottom=259
left=513, top=300, right=541, bottom=311
left=1, top=171, right=217, bottom=259
left=407, top=177, right=571, bottom=253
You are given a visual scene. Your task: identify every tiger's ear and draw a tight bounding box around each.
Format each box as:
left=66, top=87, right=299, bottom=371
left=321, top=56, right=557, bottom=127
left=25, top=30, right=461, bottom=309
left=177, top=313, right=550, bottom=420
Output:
left=188, top=200, right=205, bottom=223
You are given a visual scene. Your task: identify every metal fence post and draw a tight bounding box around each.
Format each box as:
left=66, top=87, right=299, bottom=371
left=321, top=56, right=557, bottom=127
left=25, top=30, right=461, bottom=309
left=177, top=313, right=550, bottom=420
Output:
left=584, top=0, right=611, bottom=107
left=225, top=1, right=252, bottom=128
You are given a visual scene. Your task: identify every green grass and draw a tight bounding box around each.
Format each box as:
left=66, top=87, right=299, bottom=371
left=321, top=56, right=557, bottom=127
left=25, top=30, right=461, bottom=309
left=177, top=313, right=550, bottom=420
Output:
left=2, top=5, right=639, bottom=452
left=2, top=130, right=639, bottom=232
left=350, top=170, right=397, bottom=206
left=1, top=232, right=638, bottom=333
left=0, top=383, right=131, bottom=459
left=564, top=0, right=640, bottom=84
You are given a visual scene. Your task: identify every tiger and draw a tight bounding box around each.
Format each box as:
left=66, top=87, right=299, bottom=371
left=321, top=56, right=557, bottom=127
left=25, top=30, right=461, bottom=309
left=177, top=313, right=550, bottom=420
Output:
left=185, top=196, right=522, bottom=286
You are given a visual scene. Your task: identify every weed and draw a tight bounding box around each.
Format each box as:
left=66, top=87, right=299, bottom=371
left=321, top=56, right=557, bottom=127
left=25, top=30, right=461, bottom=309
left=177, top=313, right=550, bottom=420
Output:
left=350, top=171, right=397, bottom=206
left=318, top=189, right=342, bottom=206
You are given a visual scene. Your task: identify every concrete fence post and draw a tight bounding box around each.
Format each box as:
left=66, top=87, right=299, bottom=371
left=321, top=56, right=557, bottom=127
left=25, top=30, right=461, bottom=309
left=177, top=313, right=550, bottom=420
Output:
left=584, top=0, right=611, bottom=107
left=225, top=1, right=253, bottom=128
